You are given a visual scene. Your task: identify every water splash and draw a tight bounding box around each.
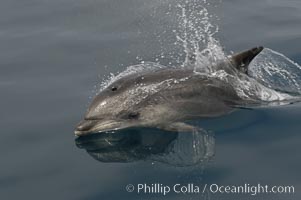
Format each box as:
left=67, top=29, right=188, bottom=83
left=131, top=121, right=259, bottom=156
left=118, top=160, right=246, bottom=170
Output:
left=209, top=69, right=295, bottom=103
left=171, top=1, right=300, bottom=102
left=249, top=48, right=301, bottom=95
left=98, top=0, right=225, bottom=91
left=173, top=0, right=225, bottom=70
left=96, top=0, right=301, bottom=105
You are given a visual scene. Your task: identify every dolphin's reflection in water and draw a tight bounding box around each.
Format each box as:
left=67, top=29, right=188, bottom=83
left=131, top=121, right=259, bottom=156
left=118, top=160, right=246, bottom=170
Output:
left=75, top=128, right=215, bottom=167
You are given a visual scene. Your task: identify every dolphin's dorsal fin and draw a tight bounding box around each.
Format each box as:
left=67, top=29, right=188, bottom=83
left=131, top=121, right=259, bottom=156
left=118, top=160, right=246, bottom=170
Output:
left=230, top=46, right=264, bottom=74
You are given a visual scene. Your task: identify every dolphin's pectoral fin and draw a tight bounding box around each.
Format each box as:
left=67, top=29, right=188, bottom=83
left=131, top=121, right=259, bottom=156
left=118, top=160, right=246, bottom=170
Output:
left=158, top=122, right=200, bottom=133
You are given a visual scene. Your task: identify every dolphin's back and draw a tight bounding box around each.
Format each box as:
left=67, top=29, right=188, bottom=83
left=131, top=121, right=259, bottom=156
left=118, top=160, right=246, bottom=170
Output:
left=129, top=68, right=243, bottom=121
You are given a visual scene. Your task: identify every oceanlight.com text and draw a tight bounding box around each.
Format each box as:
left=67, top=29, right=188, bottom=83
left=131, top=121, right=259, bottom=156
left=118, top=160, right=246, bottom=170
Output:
left=125, top=183, right=295, bottom=196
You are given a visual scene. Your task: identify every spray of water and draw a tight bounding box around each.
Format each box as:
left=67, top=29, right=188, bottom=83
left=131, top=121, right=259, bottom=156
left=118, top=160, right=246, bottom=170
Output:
left=249, top=48, right=301, bottom=95
left=98, top=0, right=300, bottom=104
left=99, top=0, right=224, bottom=88
left=173, top=0, right=225, bottom=70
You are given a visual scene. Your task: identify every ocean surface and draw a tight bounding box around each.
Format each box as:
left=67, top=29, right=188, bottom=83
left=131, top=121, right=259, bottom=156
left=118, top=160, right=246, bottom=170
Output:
left=1, top=0, right=301, bottom=200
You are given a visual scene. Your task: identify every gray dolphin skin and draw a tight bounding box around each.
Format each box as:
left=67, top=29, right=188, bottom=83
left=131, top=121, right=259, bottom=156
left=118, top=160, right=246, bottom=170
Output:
left=75, top=47, right=264, bottom=136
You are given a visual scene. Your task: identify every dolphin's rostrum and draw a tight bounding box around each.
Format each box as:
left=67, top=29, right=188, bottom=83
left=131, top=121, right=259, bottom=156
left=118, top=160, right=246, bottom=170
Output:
left=75, top=47, right=264, bottom=136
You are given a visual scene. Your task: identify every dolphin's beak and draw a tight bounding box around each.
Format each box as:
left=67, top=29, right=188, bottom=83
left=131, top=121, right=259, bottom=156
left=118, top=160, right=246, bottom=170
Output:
left=75, top=120, right=98, bottom=136
left=74, top=119, right=124, bottom=136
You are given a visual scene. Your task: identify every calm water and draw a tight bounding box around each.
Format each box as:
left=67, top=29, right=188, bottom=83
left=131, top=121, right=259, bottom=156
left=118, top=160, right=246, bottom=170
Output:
left=1, top=0, right=301, bottom=199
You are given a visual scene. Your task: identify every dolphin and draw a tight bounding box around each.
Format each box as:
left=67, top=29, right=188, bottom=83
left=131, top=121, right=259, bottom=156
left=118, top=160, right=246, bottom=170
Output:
left=75, top=47, right=264, bottom=136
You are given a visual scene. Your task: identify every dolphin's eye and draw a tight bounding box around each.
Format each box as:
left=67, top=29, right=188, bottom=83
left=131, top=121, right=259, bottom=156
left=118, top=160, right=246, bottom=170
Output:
left=128, top=112, right=140, bottom=119
left=111, top=86, right=117, bottom=91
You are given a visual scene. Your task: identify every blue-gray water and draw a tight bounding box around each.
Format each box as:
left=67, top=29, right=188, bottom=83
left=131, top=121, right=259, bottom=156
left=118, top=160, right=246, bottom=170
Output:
left=1, top=0, right=301, bottom=199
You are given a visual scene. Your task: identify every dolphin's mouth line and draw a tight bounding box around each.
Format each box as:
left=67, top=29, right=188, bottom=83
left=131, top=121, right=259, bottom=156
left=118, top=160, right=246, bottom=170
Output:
left=93, top=121, right=123, bottom=132
left=75, top=120, right=126, bottom=136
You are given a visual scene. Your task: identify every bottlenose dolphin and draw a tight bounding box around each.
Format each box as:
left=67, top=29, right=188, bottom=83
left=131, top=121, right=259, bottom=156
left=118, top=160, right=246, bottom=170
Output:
left=75, top=47, right=264, bottom=136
